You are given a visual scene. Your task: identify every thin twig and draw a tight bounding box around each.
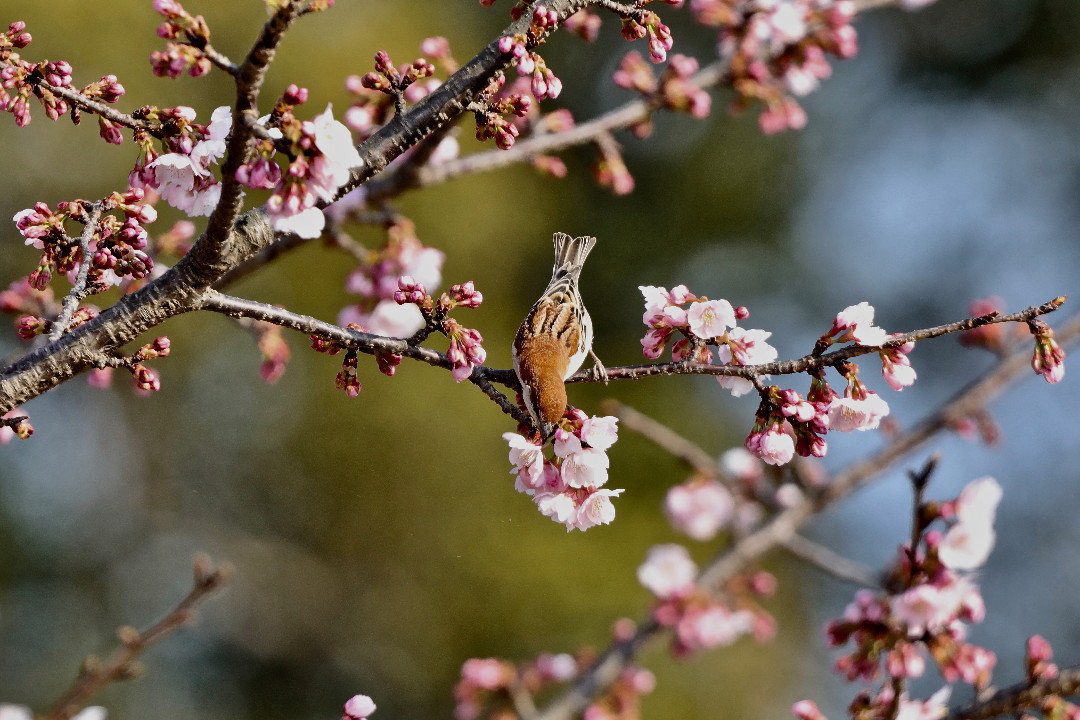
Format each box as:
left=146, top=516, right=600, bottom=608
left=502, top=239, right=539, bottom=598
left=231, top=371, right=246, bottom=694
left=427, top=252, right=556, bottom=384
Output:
left=49, top=204, right=103, bottom=341
left=44, top=553, right=232, bottom=720
left=600, top=399, right=716, bottom=475
left=197, top=292, right=1070, bottom=427
left=780, top=533, right=882, bottom=589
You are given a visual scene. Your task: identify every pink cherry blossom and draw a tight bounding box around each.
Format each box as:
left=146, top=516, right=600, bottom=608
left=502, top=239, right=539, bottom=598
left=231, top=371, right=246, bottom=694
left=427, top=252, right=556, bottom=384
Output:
left=639, top=285, right=671, bottom=317
left=664, top=480, right=734, bottom=541
left=833, top=301, right=890, bottom=346
left=687, top=299, right=736, bottom=339
left=343, top=695, right=377, bottom=720
left=891, top=584, right=956, bottom=636
left=504, top=432, right=546, bottom=494
left=746, top=426, right=795, bottom=466
left=938, top=477, right=1001, bottom=570
left=791, top=700, right=827, bottom=720
left=339, top=299, right=425, bottom=338
left=883, top=361, right=917, bottom=390
left=460, top=658, right=508, bottom=691
left=535, top=491, right=577, bottom=525
left=147, top=105, right=231, bottom=217
left=310, top=104, right=363, bottom=199
left=574, top=488, right=623, bottom=530
left=676, top=604, right=755, bottom=650
left=535, top=652, right=578, bottom=682
left=637, top=544, right=697, bottom=599
left=894, top=687, right=951, bottom=720
left=580, top=415, right=619, bottom=451
left=719, top=447, right=764, bottom=483
left=559, top=446, right=609, bottom=489
left=716, top=327, right=777, bottom=397
left=954, top=476, right=1002, bottom=527
left=826, top=392, right=890, bottom=432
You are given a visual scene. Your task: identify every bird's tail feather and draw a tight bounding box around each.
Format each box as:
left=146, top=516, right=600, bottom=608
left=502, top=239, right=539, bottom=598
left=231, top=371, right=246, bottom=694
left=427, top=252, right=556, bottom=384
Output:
left=550, top=232, right=596, bottom=285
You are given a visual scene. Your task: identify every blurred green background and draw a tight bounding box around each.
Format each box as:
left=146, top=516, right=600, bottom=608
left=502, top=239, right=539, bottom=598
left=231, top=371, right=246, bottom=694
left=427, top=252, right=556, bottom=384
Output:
left=1, top=1, right=1078, bottom=719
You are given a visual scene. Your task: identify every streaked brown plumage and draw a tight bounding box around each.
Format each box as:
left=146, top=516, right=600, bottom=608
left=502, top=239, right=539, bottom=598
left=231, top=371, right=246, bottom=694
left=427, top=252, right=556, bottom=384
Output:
left=512, top=233, right=598, bottom=437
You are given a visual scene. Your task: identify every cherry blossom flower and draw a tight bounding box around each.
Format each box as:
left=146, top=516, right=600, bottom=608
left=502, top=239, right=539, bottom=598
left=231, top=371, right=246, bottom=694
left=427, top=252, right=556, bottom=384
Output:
left=716, top=327, right=777, bottom=396
left=938, top=476, right=1002, bottom=570
left=746, top=425, right=795, bottom=465
left=664, top=479, right=734, bottom=541
left=504, top=432, right=546, bottom=493
left=719, top=447, right=764, bottom=483
left=938, top=522, right=996, bottom=571
left=339, top=299, right=425, bottom=338
left=575, top=488, right=623, bottom=530
left=535, top=491, right=577, bottom=526
left=147, top=105, right=230, bottom=217
left=832, top=301, right=890, bottom=346
left=890, top=584, right=955, bottom=636
left=826, top=391, right=890, bottom=432
left=554, top=430, right=610, bottom=488
left=637, top=544, right=697, bottom=599
left=460, top=659, right=508, bottom=691
left=687, top=299, right=736, bottom=339
left=504, top=415, right=623, bottom=531
left=675, top=604, right=756, bottom=650
left=953, top=476, right=1002, bottom=527
left=791, top=700, right=827, bottom=720
left=342, top=695, right=377, bottom=720
left=580, top=415, right=619, bottom=451
left=895, top=687, right=951, bottom=720
left=1031, top=321, right=1066, bottom=384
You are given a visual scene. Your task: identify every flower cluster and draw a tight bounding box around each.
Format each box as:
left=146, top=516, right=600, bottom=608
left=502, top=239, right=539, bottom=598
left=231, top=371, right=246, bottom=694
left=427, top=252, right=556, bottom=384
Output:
left=14, top=187, right=158, bottom=294
left=637, top=544, right=774, bottom=657
left=339, top=220, right=446, bottom=338
left=613, top=52, right=711, bottom=132
left=150, top=0, right=212, bottom=78
left=252, top=89, right=363, bottom=238
left=342, top=39, right=455, bottom=146
left=359, top=50, right=435, bottom=103
left=504, top=410, right=623, bottom=531
left=1016, top=636, right=1080, bottom=718
left=454, top=648, right=653, bottom=720
left=128, top=336, right=172, bottom=393
left=498, top=34, right=563, bottom=101
left=1, top=22, right=82, bottom=127
left=688, top=0, right=858, bottom=133
left=638, top=289, right=917, bottom=465
left=619, top=10, right=674, bottom=64
left=319, top=269, right=484, bottom=394
left=638, top=284, right=772, bottom=395
left=473, top=74, right=534, bottom=150
left=455, top=654, right=575, bottom=720
left=134, top=104, right=230, bottom=217
left=797, top=477, right=1004, bottom=720
left=442, top=316, right=487, bottom=382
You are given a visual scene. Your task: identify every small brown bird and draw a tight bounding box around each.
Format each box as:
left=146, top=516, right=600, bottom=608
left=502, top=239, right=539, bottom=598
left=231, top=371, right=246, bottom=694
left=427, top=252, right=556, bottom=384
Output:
left=512, top=232, right=604, bottom=438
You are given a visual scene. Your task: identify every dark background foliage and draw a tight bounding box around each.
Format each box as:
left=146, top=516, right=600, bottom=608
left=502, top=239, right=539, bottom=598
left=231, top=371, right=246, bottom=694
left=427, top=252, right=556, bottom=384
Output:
left=0, top=1, right=1077, bottom=719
